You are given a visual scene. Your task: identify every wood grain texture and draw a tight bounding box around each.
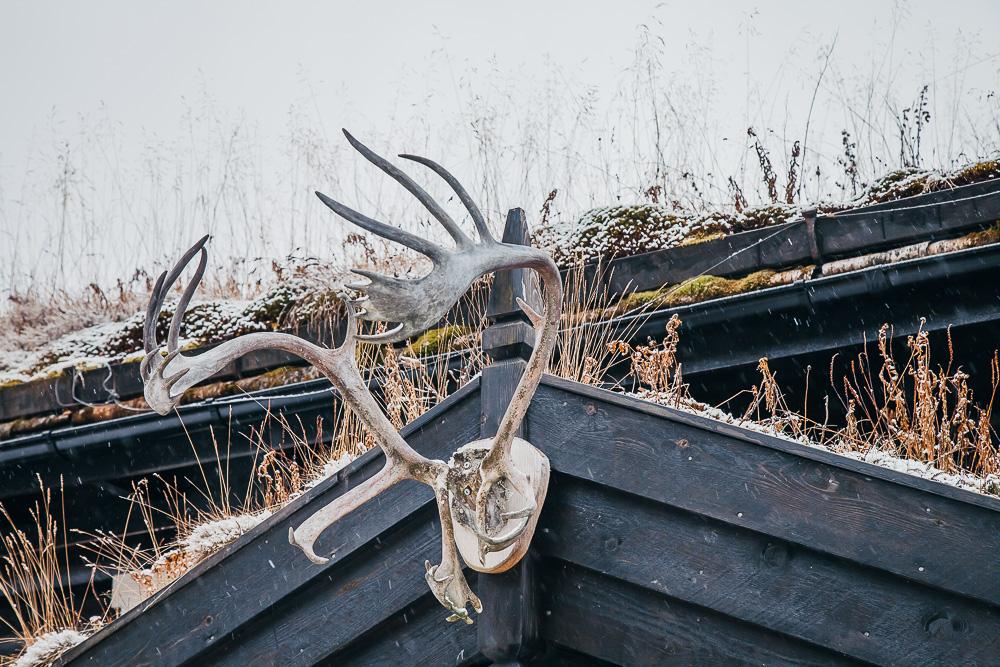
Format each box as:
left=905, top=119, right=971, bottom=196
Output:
left=321, top=596, right=483, bottom=667
left=57, top=383, right=482, bottom=667
left=531, top=376, right=1000, bottom=608
left=540, top=561, right=864, bottom=667
left=55, top=370, right=1000, bottom=666
left=539, top=475, right=1000, bottom=665
left=198, top=507, right=478, bottom=666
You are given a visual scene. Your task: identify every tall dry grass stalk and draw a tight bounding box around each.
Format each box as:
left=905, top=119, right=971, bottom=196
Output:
left=626, top=317, right=1000, bottom=479
left=7, top=14, right=997, bottom=316
left=605, top=314, right=694, bottom=410
left=0, top=478, right=102, bottom=661
left=740, top=357, right=810, bottom=443
left=830, top=323, right=999, bottom=475
left=553, top=258, right=663, bottom=386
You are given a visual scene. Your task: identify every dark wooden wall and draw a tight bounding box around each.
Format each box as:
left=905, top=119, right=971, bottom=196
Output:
left=55, top=373, right=1000, bottom=667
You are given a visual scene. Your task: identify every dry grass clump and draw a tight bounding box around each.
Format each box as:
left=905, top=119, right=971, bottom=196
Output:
left=552, top=260, right=662, bottom=385
left=86, top=418, right=333, bottom=612
left=0, top=479, right=104, bottom=666
left=609, top=314, right=685, bottom=398
left=830, top=324, right=998, bottom=476
left=1, top=279, right=154, bottom=363
left=741, top=322, right=999, bottom=481
left=603, top=314, right=713, bottom=417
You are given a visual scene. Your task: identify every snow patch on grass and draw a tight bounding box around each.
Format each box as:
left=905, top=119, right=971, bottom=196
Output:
left=12, top=628, right=88, bottom=667
left=841, top=448, right=999, bottom=496
left=536, top=203, right=795, bottom=266
left=0, top=276, right=338, bottom=385
left=179, top=510, right=273, bottom=556
left=538, top=160, right=1000, bottom=267
left=305, top=452, right=355, bottom=490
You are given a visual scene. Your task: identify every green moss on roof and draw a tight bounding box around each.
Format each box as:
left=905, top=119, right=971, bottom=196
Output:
left=616, top=270, right=779, bottom=314
left=404, top=325, right=473, bottom=357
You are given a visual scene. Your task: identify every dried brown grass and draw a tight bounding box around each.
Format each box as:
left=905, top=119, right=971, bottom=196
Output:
left=0, top=478, right=104, bottom=665
left=829, top=323, right=998, bottom=475
left=626, top=317, right=999, bottom=480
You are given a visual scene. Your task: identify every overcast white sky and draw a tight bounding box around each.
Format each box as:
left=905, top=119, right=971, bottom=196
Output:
left=2, top=1, right=996, bottom=159
left=1, top=1, right=998, bottom=291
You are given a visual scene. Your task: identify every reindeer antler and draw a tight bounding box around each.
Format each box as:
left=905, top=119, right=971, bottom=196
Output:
left=140, top=129, right=562, bottom=623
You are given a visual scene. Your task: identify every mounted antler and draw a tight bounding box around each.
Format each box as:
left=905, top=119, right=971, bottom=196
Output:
left=140, top=129, right=562, bottom=623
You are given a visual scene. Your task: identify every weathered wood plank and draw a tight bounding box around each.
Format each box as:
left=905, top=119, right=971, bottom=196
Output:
left=321, top=598, right=483, bottom=666
left=588, top=179, right=1000, bottom=296
left=820, top=180, right=1000, bottom=256
left=479, top=359, right=527, bottom=441
left=539, top=475, right=1000, bottom=665
left=541, top=561, right=863, bottom=667
left=57, top=382, right=481, bottom=667
left=531, top=376, right=1000, bottom=607
left=476, top=554, right=539, bottom=664
left=477, top=208, right=543, bottom=664
left=56, top=368, right=1000, bottom=666
left=0, top=388, right=336, bottom=497
left=487, top=208, right=541, bottom=323
left=197, top=507, right=478, bottom=666
left=63, top=476, right=439, bottom=666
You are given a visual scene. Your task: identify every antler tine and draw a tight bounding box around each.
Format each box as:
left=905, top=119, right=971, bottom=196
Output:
left=162, top=235, right=211, bottom=301
left=342, top=130, right=472, bottom=248
left=144, top=234, right=211, bottom=352
left=315, top=191, right=445, bottom=263
left=339, top=295, right=358, bottom=351
left=343, top=269, right=423, bottom=344
left=288, top=464, right=401, bottom=564
left=356, top=323, right=408, bottom=344
left=143, top=271, right=168, bottom=354
left=398, top=153, right=495, bottom=244
left=167, top=245, right=208, bottom=353
left=515, top=296, right=544, bottom=329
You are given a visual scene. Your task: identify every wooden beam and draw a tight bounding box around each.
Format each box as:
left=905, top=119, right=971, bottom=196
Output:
left=541, top=475, right=1000, bottom=665
left=198, top=506, right=476, bottom=665
left=530, top=375, right=1000, bottom=607
left=541, top=561, right=862, bottom=666
left=329, top=597, right=483, bottom=666
left=486, top=208, right=541, bottom=326
left=477, top=208, right=543, bottom=665
left=581, top=178, right=1000, bottom=297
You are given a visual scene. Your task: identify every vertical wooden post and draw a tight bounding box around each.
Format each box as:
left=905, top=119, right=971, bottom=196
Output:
left=802, top=206, right=823, bottom=277
left=477, top=208, right=542, bottom=666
